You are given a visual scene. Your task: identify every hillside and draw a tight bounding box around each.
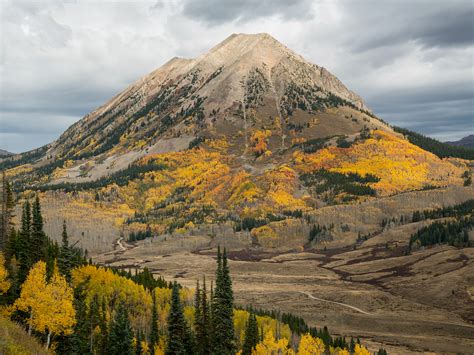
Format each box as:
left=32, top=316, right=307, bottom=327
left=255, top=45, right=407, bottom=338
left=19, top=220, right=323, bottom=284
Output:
left=446, top=135, right=474, bottom=149
left=0, top=316, right=48, bottom=355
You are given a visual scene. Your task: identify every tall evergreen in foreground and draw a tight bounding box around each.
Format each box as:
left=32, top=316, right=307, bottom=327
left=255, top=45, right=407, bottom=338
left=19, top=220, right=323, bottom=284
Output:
left=242, top=313, right=259, bottom=355
left=58, top=220, right=73, bottom=282
left=166, top=281, right=193, bottom=355
left=108, top=302, right=134, bottom=355
left=30, top=195, right=46, bottom=264
left=211, top=246, right=235, bottom=354
left=0, top=172, right=14, bottom=253
left=194, top=278, right=210, bottom=354
left=68, top=283, right=90, bottom=354
left=17, top=201, right=32, bottom=287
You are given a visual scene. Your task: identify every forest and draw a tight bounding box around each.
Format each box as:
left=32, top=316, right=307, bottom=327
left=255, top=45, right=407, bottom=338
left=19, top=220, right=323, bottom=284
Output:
left=0, top=174, right=386, bottom=354
left=393, top=127, right=474, bottom=160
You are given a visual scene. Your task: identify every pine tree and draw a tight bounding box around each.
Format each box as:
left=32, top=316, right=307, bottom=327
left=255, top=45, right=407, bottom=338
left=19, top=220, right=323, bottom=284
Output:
left=200, top=276, right=210, bottom=354
left=211, top=247, right=235, bottom=354
left=149, top=289, right=159, bottom=355
left=69, top=283, right=91, bottom=354
left=30, top=195, right=46, bottom=264
left=194, top=279, right=208, bottom=354
left=166, top=281, right=192, bottom=355
left=0, top=172, right=14, bottom=253
left=108, top=302, right=134, bottom=355
left=58, top=220, right=73, bottom=282
left=17, top=201, right=32, bottom=287
left=242, top=313, right=259, bottom=355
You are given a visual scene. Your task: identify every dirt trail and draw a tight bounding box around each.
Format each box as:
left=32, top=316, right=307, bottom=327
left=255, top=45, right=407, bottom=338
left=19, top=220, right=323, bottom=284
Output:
left=300, top=291, right=372, bottom=315
left=116, top=237, right=126, bottom=251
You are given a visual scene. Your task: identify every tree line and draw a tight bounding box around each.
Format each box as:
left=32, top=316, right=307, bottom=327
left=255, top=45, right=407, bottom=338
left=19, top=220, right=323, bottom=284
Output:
left=393, top=127, right=474, bottom=160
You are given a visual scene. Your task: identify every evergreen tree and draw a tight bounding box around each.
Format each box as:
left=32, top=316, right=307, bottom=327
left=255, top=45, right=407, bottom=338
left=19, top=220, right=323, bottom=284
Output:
left=242, top=313, right=259, bottom=355
left=200, top=276, right=210, bottom=354
left=350, top=337, right=355, bottom=352
left=149, top=289, right=159, bottom=355
left=108, top=302, right=134, bottom=355
left=194, top=279, right=209, bottom=354
left=69, top=283, right=91, bottom=354
left=30, top=195, right=46, bottom=264
left=0, top=172, right=14, bottom=253
left=58, top=220, right=73, bottom=281
left=17, top=201, right=32, bottom=287
left=211, top=247, right=235, bottom=354
left=166, top=281, right=193, bottom=355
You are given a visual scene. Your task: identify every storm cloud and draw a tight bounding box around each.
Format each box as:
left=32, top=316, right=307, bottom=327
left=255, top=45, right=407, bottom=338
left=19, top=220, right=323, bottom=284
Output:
left=0, top=0, right=472, bottom=153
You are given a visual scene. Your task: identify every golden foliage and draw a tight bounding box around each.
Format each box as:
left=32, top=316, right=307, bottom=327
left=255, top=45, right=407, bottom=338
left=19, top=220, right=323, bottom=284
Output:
left=294, top=130, right=466, bottom=195
left=250, top=130, right=272, bottom=156
left=234, top=310, right=292, bottom=349
left=298, top=333, right=325, bottom=355
left=252, top=331, right=293, bottom=355
left=15, top=262, right=76, bottom=337
left=0, top=253, right=11, bottom=295
left=354, top=344, right=371, bottom=355
left=72, top=265, right=151, bottom=328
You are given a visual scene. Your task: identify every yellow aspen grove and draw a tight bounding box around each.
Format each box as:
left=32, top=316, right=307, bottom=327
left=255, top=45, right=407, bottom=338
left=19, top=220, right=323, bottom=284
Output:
left=14, top=261, right=48, bottom=335
left=297, top=333, right=325, bottom=354
left=354, top=344, right=371, bottom=355
left=0, top=252, right=11, bottom=294
left=14, top=261, right=76, bottom=349
left=252, top=330, right=294, bottom=355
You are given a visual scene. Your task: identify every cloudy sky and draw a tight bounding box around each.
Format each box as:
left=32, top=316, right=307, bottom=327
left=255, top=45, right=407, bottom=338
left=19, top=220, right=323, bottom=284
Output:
left=1, top=0, right=473, bottom=153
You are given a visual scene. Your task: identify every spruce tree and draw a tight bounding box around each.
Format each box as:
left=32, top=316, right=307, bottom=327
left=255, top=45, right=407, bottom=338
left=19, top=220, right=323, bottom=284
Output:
left=194, top=279, right=209, bottom=354
left=30, top=195, right=46, bottom=264
left=149, top=289, right=159, bottom=355
left=166, top=281, right=193, bottom=355
left=108, top=302, right=134, bottom=355
left=0, top=172, right=14, bottom=253
left=69, top=283, right=91, bottom=354
left=58, top=220, right=73, bottom=282
left=242, top=313, right=259, bottom=355
left=200, top=276, right=210, bottom=354
left=211, top=247, right=235, bottom=354
left=17, top=201, right=32, bottom=286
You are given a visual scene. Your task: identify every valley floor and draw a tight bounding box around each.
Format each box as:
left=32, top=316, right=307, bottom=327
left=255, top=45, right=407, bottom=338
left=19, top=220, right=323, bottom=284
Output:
left=94, top=233, right=474, bottom=354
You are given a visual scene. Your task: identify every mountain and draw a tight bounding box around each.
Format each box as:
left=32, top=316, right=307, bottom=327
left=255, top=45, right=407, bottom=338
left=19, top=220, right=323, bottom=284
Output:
left=0, top=149, right=13, bottom=157
left=3, top=33, right=470, bottom=249
left=445, top=134, right=474, bottom=148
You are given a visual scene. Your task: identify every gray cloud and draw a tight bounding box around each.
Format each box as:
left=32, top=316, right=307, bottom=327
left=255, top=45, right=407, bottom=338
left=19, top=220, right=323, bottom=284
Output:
left=341, top=0, right=474, bottom=53
left=181, top=0, right=315, bottom=25
left=0, top=0, right=472, bottom=153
